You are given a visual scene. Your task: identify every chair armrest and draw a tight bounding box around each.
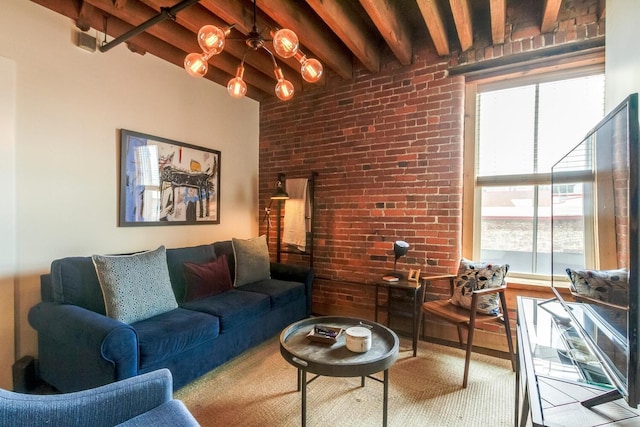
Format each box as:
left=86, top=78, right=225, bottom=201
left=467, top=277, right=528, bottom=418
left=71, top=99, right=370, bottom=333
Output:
left=0, top=369, right=176, bottom=426
left=270, top=262, right=313, bottom=283
left=469, top=285, right=509, bottom=318
left=421, top=274, right=456, bottom=297
left=270, top=263, right=314, bottom=315
left=421, top=274, right=456, bottom=281
left=118, top=400, right=200, bottom=426
left=28, top=302, right=138, bottom=380
left=471, top=284, right=507, bottom=295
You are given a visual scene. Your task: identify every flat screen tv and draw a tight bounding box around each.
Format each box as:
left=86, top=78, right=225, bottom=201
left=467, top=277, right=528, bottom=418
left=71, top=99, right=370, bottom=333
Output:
left=551, top=92, right=639, bottom=408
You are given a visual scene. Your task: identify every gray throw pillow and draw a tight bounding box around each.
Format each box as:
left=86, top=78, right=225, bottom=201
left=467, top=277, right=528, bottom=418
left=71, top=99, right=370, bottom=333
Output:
left=232, top=235, right=271, bottom=287
left=92, top=246, right=178, bottom=324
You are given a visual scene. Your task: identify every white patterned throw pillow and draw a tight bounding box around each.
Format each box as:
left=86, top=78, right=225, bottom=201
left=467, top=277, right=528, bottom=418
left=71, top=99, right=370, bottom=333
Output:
left=92, top=246, right=178, bottom=324
left=450, top=258, right=509, bottom=315
left=566, top=268, right=628, bottom=306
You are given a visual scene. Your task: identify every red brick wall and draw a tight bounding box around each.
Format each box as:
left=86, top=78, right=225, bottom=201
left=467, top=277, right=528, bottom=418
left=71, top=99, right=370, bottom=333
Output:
left=258, top=0, right=604, bottom=328
left=260, top=49, right=463, bottom=314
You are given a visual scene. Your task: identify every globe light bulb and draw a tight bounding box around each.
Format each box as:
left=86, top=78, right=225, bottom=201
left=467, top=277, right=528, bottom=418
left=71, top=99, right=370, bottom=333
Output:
left=300, top=57, right=323, bottom=83
left=273, top=67, right=294, bottom=101
left=184, top=52, right=208, bottom=78
left=227, top=65, right=247, bottom=99
left=198, top=25, right=226, bottom=55
left=275, top=79, right=294, bottom=101
left=228, top=78, right=247, bottom=98
left=272, top=28, right=299, bottom=59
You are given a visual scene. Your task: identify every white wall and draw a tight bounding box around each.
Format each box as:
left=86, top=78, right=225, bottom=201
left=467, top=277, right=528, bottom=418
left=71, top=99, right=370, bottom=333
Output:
left=0, top=56, right=16, bottom=389
left=0, top=0, right=260, bottom=388
left=605, top=0, right=640, bottom=109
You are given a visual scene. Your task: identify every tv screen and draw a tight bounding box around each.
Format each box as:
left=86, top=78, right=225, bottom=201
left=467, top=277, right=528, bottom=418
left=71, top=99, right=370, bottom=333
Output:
left=551, top=93, right=639, bottom=408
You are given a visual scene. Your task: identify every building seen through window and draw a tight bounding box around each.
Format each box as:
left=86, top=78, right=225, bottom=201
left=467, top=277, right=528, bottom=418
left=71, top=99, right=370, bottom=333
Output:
left=475, top=73, right=605, bottom=278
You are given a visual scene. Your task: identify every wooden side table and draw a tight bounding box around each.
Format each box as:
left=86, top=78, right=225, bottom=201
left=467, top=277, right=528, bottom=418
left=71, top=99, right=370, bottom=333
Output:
left=374, top=279, right=424, bottom=355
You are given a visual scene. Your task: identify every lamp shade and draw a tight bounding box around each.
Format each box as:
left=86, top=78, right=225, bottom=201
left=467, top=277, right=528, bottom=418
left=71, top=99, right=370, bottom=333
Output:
left=271, top=186, right=289, bottom=200
left=271, top=174, right=289, bottom=200
left=393, top=241, right=410, bottom=261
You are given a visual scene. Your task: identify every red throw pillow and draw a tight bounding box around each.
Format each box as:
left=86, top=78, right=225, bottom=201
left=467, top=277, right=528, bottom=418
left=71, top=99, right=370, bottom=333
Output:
left=183, top=255, right=233, bottom=301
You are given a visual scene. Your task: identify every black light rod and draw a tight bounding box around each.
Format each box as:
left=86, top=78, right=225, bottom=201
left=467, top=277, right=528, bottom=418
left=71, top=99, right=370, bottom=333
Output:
left=99, top=0, right=201, bottom=53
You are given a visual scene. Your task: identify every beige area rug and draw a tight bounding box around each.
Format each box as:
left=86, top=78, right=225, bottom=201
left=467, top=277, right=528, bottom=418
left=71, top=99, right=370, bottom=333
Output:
left=175, top=337, right=515, bottom=427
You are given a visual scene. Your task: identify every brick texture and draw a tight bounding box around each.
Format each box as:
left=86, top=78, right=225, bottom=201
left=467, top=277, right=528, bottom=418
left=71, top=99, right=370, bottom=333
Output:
left=258, top=0, right=603, bottom=345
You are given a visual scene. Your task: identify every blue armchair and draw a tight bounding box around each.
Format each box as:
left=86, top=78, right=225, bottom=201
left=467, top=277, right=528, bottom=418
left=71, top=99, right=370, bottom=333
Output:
left=0, top=369, right=199, bottom=426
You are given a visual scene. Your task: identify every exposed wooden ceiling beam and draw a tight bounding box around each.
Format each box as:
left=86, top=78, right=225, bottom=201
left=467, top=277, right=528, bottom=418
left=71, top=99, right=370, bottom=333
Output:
left=29, top=0, right=601, bottom=102
left=449, top=0, right=473, bottom=52
left=359, top=0, right=413, bottom=66
left=31, top=0, right=268, bottom=100
left=256, top=0, right=353, bottom=80
left=415, top=0, right=450, bottom=56
left=599, top=0, right=606, bottom=19
left=77, top=1, right=93, bottom=32
left=83, top=0, right=278, bottom=95
left=541, top=0, right=563, bottom=33
left=489, top=0, right=506, bottom=45
left=306, top=0, right=380, bottom=73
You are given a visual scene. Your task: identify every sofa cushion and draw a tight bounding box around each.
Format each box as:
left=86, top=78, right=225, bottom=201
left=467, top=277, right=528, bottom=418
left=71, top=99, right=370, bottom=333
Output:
left=166, top=243, right=217, bottom=303
left=183, top=255, right=233, bottom=301
left=213, top=241, right=236, bottom=282
left=180, top=289, right=270, bottom=332
left=50, top=256, right=106, bottom=314
left=93, top=246, right=178, bottom=324
left=238, top=279, right=305, bottom=309
left=450, top=258, right=509, bottom=315
left=133, top=307, right=220, bottom=369
left=232, top=236, right=270, bottom=287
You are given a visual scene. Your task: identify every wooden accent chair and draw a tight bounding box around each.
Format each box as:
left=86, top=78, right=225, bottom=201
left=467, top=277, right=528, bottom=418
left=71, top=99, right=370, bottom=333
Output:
left=416, top=273, right=516, bottom=388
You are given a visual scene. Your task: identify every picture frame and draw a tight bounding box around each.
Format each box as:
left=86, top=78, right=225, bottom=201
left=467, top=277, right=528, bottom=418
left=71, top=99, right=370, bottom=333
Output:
left=119, top=129, right=220, bottom=226
left=408, top=269, right=421, bottom=284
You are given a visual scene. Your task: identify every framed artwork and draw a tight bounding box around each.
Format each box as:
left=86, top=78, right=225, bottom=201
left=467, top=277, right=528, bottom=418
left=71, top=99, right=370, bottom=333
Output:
left=119, top=129, right=220, bottom=226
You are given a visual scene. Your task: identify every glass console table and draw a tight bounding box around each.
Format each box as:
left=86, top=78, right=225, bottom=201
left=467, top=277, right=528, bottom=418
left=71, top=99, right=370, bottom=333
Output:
left=516, top=296, right=640, bottom=426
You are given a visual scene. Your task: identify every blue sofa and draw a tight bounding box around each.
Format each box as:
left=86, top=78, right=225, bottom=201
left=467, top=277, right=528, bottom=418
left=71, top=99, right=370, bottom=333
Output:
left=1, top=369, right=199, bottom=426
left=28, top=240, right=313, bottom=392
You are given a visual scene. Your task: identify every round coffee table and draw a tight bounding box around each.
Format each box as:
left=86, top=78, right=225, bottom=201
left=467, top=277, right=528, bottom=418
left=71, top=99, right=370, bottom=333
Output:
left=280, top=316, right=399, bottom=427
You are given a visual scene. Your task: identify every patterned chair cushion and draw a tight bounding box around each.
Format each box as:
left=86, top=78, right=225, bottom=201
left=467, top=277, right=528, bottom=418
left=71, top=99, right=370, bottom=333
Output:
left=566, top=268, right=628, bottom=306
left=450, top=258, right=509, bottom=315
left=92, top=246, right=178, bottom=324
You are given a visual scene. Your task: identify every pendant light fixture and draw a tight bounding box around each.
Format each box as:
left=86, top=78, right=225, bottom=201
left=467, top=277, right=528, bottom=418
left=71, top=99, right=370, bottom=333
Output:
left=184, top=0, right=323, bottom=100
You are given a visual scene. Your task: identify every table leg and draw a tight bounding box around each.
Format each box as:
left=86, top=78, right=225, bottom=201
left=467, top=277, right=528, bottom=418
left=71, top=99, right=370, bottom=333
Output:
left=386, top=287, right=391, bottom=327
left=514, top=356, right=519, bottom=427
left=301, top=369, right=307, bottom=427
left=519, top=381, right=530, bottom=427
left=375, top=284, right=380, bottom=323
left=361, top=376, right=365, bottom=387
left=297, top=368, right=302, bottom=392
left=412, top=287, right=418, bottom=356
left=383, top=369, right=389, bottom=427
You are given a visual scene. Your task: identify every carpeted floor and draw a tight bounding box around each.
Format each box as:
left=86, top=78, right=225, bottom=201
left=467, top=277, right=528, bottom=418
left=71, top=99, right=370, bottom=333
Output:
left=175, top=337, right=516, bottom=427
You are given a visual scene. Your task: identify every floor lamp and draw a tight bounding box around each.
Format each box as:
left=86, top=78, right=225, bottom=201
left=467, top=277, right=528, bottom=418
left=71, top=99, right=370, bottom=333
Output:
left=263, top=173, right=289, bottom=248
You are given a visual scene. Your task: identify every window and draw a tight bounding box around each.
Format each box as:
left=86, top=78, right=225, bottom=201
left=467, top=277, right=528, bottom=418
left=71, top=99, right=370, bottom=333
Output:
left=468, top=72, right=605, bottom=279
